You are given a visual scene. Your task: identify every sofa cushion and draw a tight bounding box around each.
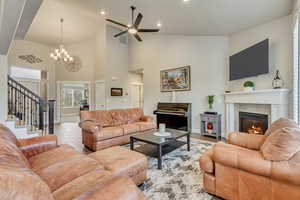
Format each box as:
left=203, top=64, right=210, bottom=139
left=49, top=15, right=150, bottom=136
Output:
left=261, top=127, right=300, bottom=161
left=213, top=142, right=272, bottom=178
left=0, top=165, right=54, bottom=200
left=264, top=118, right=297, bottom=136
left=110, top=109, right=129, bottom=126
left=80, top=110, right=113, bottom=127
left=34, top=154, right=102, bottom=192
left=0, top=138, right=30, bottom=169
left=119, top=124, right=140, bottom=135
left=0, top=123, right=19, bottom=146
left=88, top=146, right=148, bottom=178
left=127, top=108, right=143, bottom=123
left=74, top=176, right=148, bottom=200
left=53, top=169, right=112, bottom=200
left=29, top=144, right=81, bottom=171
left=134, top=122, right=156, bottom=132
left=95, top=127, right=124, bottom=141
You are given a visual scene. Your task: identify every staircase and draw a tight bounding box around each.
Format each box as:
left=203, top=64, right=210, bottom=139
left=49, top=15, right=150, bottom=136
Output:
left=6, top=75, right=55, bottom=139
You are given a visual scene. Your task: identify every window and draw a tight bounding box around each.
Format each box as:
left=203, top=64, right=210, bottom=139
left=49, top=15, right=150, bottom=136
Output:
left=10, top=66, right=41, bottom=80
left=61, top=87, right=85, bottom=108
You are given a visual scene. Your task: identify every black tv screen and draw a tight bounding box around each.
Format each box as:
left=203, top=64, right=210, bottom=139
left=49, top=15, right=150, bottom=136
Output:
left=230, top=39, right=269, bottom=81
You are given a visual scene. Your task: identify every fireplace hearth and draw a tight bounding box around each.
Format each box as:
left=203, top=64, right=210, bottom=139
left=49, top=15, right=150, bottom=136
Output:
left=239, top=112, right=268, bottom=135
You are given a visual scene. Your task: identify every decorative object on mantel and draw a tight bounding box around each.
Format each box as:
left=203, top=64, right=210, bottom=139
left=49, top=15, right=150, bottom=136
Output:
left=272, top=70, right=284, bottom=89
left=50, top=18, right=74, bottom=63
left=18, top=55, right=43, bottom=64
left=200, top=113, right=222, bottom=140
left=160, top=66, right=191, bottom=92
left=243, top=81, right=254, bottom=92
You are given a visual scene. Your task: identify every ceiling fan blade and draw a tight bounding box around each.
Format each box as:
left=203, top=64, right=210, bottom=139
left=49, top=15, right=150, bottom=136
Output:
left=134, top=34, right=143, bottom=42
left=106, top=19, right=128, bottom=28
left=114, top=30, right=128, bottom=37
left=138, top=28, right=160, bottom=32
left=134, top=13, right=143, bottom=28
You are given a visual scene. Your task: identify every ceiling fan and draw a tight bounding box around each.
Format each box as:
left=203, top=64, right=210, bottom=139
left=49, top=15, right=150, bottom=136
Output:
left=106, top=6, right=160, bottom=42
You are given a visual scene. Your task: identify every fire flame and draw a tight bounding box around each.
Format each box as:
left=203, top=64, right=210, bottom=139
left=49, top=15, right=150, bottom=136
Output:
left=248, top=125, right=263, bottom=134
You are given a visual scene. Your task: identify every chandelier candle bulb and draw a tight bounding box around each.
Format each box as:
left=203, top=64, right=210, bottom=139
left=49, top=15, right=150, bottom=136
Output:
left=50, top=19, right=74, bottom=63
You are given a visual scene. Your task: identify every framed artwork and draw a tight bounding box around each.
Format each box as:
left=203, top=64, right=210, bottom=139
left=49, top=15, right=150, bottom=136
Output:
left=160, top=66, right=191, bottom=92
left=111, top=88, right=123, bottom=96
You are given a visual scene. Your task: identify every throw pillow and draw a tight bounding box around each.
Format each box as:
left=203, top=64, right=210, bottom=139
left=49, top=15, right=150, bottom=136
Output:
left=264, top=118, right=297, bottom=136
left=261, top=127, right=300, bottom=161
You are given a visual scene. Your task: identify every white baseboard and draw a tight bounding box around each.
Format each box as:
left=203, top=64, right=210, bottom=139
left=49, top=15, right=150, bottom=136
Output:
left=192, top=128, right=201, bottom=134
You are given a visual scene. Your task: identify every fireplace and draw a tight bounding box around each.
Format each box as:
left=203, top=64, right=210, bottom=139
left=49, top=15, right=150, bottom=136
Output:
left=239, top=112, right=268, bottom=135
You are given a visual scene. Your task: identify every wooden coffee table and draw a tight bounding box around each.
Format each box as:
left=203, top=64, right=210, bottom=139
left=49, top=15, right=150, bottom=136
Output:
left=130, top=129, right=190, bottom=169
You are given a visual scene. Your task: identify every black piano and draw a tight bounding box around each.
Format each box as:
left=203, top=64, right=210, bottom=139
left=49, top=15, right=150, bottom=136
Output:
left=153, top=103, right=192, bottom=132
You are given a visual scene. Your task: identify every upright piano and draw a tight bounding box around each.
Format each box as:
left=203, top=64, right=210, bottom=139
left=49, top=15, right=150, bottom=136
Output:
left=153, top=103, right=192, bottom=132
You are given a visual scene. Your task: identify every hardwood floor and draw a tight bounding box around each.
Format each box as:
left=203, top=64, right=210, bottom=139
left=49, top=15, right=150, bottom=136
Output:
left=55, top=122, right=83, bottom=152
left=54, top=122, right=220, bottom=152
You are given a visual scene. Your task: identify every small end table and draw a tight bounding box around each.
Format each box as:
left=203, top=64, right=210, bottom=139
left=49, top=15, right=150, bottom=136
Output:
left=200, top=113, right=222, bottom=140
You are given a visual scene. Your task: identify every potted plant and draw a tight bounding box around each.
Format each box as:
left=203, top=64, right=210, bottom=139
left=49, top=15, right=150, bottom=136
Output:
left=208, top=95, right=215, bottom=110
left=243, top=81, right=254, bottom=92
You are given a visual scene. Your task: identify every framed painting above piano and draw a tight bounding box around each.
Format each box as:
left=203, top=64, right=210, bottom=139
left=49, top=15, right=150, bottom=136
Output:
left=160, top=66, right=191, bottom=92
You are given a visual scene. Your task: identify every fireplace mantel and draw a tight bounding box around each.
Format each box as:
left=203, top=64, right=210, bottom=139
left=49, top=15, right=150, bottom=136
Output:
left=224, top=89, right=290, bottom=137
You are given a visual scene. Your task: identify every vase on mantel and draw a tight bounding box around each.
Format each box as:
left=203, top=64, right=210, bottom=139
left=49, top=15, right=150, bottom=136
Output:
left=272, top=70, right=284, bottom=89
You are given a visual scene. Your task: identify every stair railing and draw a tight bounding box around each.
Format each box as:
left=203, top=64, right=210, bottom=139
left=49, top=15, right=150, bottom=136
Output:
left=7, top=75, right=55, bottom=134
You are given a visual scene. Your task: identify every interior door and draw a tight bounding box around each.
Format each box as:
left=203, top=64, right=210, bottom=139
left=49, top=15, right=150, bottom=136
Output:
left=131, top=84, right=143, bottom=108
left=95, top=81, right=106, bottom=110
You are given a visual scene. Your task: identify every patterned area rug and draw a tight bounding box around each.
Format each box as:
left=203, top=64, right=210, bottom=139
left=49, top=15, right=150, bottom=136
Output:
left=137, top=138, right=222, bottom=200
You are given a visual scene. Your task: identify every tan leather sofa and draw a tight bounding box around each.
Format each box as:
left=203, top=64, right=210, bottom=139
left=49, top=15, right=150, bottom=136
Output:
left=200, top=118, right=300, bottom=200
left=0, top=123, right=148, bottom=200
left=80, top=108, right=156, bottom=151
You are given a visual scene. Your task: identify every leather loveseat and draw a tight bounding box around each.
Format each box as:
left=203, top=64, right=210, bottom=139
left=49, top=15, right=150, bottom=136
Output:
left=80, top=108, right=156, bottom=151
left=0, top=123, right=147, bottom=200
left=200, top=118, right=300, bottom=200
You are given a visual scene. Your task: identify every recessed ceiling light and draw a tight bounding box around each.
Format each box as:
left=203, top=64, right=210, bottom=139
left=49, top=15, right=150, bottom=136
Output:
left=100, top=9, right=106, bottom=15
left=183, top=0, right=190, bottom=3
left=157, top=22, right=162, bottom=27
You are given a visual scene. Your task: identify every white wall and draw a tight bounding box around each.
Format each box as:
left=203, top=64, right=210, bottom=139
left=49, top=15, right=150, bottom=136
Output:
left=0, top=55, right=8, bottom=122
left=105, top=25, right=142, bottom=110
left=227, top=15, right=293, bottom=91
left=8, top=40, right=56, bottom=99
left=129, top=35, right=228, bottom=133
left=55, top=39, right=96, bottom=82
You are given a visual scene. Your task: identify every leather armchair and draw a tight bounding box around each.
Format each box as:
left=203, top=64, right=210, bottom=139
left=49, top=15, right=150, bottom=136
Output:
left=200, top=131, right=300, bottom=200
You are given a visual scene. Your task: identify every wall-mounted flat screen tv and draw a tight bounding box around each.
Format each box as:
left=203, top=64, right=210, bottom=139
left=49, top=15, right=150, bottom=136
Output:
left=230, top=39, right=269, bottom=81
left=111, top=88, right=123, bottom=96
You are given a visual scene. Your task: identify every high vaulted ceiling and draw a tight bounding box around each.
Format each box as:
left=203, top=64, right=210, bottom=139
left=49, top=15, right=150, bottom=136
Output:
left=26, top=0, right=293, bottom=46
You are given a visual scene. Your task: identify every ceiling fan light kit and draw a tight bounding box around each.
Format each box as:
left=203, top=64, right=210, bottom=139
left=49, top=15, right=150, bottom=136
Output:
left=106, top=6, right=160, bottom=42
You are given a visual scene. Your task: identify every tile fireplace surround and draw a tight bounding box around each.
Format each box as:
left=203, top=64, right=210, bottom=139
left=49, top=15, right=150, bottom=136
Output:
left=224, top=89, right=290, bottom=136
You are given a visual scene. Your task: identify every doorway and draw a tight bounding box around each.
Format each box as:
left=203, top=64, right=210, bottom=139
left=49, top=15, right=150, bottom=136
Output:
left=95, top=81, right=106, bottom=110
left=131, top=83, right=143, bottom=108
left=56, top=81, right=91, bottom=123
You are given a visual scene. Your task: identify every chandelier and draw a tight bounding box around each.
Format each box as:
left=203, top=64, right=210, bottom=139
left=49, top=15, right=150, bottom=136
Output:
left=50, top=18, right=73, bottom=62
